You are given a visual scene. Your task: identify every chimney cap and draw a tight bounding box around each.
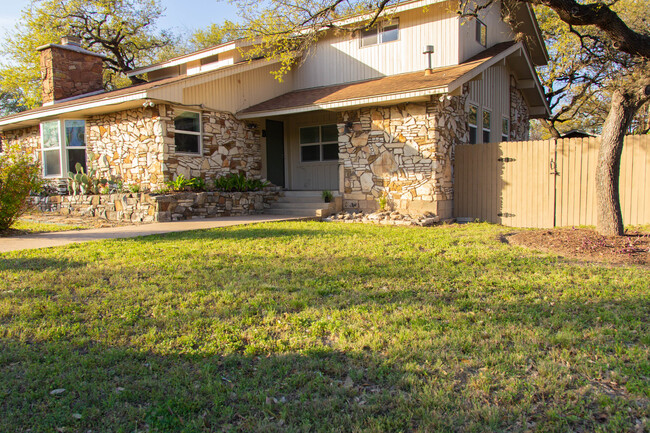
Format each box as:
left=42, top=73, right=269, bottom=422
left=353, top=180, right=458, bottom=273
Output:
left=61, top=35, right=82, bottom=46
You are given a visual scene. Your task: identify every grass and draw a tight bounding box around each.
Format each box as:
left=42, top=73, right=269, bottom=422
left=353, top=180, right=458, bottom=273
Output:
left=2, top=220, right=89, bottom=236
left=0, top=221, right=648, bottom=432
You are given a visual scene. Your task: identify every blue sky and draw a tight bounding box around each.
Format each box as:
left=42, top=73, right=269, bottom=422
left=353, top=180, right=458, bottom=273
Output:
left=0, top=0, right=240, bottom=41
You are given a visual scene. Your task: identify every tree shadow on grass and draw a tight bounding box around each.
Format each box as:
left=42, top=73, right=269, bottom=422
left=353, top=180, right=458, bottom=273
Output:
left=0, top=257, right=85, bottom=272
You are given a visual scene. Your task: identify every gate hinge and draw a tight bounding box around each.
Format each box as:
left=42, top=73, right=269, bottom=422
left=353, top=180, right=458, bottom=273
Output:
left=498, top=157, right=516, bottom=162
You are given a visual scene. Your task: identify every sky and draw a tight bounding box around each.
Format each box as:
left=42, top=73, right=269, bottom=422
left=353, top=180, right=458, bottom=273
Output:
left=0, top=0, right=240, bottom=45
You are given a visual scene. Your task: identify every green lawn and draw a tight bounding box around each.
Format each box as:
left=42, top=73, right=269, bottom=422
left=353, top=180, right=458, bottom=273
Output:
left=0, top=221, right=648, bottom=433
left=3, top=220, right=89, bottom=235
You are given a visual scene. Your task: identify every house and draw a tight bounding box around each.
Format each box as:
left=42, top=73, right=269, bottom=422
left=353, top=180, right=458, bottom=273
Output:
left=0, top=0, right=549, bottom=219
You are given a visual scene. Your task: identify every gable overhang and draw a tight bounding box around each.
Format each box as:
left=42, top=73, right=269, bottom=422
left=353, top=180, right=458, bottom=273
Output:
left=504, top=0, right=549, bottom=66
left=238, top=87, right=449, bottom=119
left=447, top=41, right=550, bottom=118
left=0, top=58, right=280, bottom=131
left=238, top=41, right=550, bottom=120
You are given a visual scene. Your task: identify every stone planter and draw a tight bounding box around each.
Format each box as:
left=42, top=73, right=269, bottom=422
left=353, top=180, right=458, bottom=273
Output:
left=30, top=190, right=280, bottom=223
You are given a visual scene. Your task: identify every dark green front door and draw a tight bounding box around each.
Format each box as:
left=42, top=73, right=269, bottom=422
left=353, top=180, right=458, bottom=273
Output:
left=266, top=120, right=285, bottom=188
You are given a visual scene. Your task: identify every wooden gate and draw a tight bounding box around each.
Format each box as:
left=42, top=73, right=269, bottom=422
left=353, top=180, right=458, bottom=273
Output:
left=454, top=136, right=650, bottom=228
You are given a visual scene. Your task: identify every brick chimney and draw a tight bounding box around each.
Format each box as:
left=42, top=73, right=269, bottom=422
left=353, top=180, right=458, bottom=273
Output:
left=37, top=36, right=106, bottom=105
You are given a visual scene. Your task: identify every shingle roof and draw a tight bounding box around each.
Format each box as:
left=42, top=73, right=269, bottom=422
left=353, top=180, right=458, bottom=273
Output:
left=239, top=42, right=516, bottom=115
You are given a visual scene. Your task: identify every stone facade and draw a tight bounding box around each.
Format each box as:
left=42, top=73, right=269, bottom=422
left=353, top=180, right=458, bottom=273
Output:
left=31, top=190, right=279, bottom=223
left=510, top=76, right=530, bottom=141
left=87, top=107, right=166, bottom=189
left=160, top=106, right=262, bottom=182
left=338, top=94, right=468, bottom=218
left=3, top=104, right=263, bottom=192
left=38, top=44, right=104, bottom=104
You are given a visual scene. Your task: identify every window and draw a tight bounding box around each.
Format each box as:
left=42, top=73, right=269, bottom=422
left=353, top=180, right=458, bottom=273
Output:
left=476, top=19, right=487, bottom=47
left=65, top=120, right=87, bottom=173
left=502, top=117, right=509, bottom=142
left=482, top=109, right=491, bottom=143
left=300, top=124, right=338, bottom=163
left=40, top=119, right=88, bottom=177
left=41, top=121, right=62, bottom=177
left=174, top=111, right=201, bottom=154
left=360, top=19, right=399, bottom=47
left=468, top=104, right=478, bottom=144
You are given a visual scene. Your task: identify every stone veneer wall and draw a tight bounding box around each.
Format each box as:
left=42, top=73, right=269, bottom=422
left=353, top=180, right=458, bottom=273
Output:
left=338, top=94, right=468, bottom=218
left=160, top=105, right=262, bottom=182
left=31, top=190, right=279, bottom=222
left=2, top=104, right=263, bottom=192
left=510, top=76, right=530, bottom=141
left=87, top=107, right=166, bottom=189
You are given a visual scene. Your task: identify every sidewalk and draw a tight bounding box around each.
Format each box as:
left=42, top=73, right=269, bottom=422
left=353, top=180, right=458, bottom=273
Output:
left=0, top=215, right=306, bottom=253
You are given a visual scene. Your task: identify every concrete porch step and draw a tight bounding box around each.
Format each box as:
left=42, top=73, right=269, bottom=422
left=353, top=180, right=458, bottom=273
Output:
left=265, top=208, right=329, bottom=217
left=272, top=202, right=328, bottom=209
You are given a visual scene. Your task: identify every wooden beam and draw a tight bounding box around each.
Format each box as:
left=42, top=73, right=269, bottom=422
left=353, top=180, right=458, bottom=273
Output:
left=517, top=79, right=536, bottom=89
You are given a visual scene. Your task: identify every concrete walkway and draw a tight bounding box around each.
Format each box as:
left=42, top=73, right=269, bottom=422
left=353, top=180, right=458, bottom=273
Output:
left=0, top=214, right=306, bottom=253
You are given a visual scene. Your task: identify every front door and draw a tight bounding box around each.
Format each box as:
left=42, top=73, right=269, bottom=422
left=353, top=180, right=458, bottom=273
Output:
left=266, top=120, right=285, bottom=188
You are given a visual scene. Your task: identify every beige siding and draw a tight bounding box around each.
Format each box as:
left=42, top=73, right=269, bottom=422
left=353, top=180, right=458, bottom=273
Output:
left=285, top=111, right=340, bottom=190
left=466, top=63, right=511, bottom=143
left=294, top=2, right=460, bottom=90
left=459, top=0, right=513, bottom=61
left=148, top=64, right=295, bottom=114
left=454, top=136, right=650, bottom=227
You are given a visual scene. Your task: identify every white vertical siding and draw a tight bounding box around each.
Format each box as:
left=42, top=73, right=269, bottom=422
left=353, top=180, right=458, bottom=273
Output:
left=294, top=2, right=460, bottom=89
left=285, top=111, right=340, bottom=190
left=459, top=0, right=513, bottom=61
left=149, top=64, right=295, bottom=114
left=466, top=63, right=510, bottom=142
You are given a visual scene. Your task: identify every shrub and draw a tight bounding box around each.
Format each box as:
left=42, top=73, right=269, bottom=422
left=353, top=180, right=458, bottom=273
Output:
left=0, top=145, right=44, bottom=231
left=214, top=173, right=269, bottom=192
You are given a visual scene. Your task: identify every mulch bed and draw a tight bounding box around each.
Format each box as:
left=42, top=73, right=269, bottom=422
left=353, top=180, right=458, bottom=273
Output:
left=506, top=227, right=650, bottom=266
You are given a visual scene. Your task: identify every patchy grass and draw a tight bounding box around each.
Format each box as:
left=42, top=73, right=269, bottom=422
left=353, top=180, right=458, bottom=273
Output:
left=0, top=221, right=648, bottom=433
left=1, top=220, right=89, bottom=236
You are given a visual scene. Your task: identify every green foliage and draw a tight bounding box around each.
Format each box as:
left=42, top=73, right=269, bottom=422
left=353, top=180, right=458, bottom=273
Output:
left=128, top=184, right=141, bottom=194
left=322, top=190, right=333, bottom=203
left=189, top=21, right=242, bottom=50
left=0, top=0, right=176, bottom=111
left=214, top=173, right=269, bottom=192
left=66, top=158, right=108, bottom=195
left=0, top=144, right=44, bottom=231
left=188, top=176, right=207, bottom=191
left=377, top=193, right=388, bottom=211
left=165, top=174, right=192, bottom=192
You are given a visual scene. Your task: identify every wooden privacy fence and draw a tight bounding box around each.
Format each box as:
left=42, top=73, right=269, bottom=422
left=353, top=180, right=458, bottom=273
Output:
left=454, top=135, right=650, bottom=228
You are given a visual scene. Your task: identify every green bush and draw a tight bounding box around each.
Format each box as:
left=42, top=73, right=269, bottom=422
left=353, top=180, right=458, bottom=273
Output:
left=214, top=173, right=269, bottom=192
left=0, top=145, right=44, bottom=231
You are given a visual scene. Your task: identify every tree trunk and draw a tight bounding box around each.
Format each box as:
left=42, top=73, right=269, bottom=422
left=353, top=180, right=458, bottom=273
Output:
left=596, top=89, right=641, bottom=236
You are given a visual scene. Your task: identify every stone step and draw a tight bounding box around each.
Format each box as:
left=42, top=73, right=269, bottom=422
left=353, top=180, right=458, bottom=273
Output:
left=281, top=190, right=339, bottom=198
left=265, top=208, right=328, bottom=216
left=272, top=202, right=328, bottom=209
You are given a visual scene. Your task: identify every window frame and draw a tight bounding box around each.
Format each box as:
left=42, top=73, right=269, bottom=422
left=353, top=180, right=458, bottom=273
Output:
left=482, top=109, right=492, bottom=144
left=64, top=119, right=88, bottom=174
left=173, top=110, right=203, bottom=155
left=502, top=117, right=510, bottom=142
left=476, top=19, right=487, bottom=47
left=299, top=124, right=339, bottom=163
left=468, top=103, right=478, bottom=145
left=40, top=118, right=88, bottom=178
left=360, top=18, right=400, bottom=48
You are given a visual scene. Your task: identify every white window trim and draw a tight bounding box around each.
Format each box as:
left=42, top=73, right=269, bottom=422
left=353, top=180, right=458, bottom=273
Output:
left=172, top=109, right=203, bottom=156
left=360, top=18, right=400, bottom=48
left=40, top=119, right=88, bottom=178
left=299, top=124, right=339, bottom=164
left=468, top=103, right=479, bottom=145
left=40, top=120, right=63, bottom=178
left=482, top=109, right=492, bottom=144
left=502, top=117, right=510, bottom=142
left=476, top=19, right=487, bottom=47
left=64, top=119, right=88, bottom=175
